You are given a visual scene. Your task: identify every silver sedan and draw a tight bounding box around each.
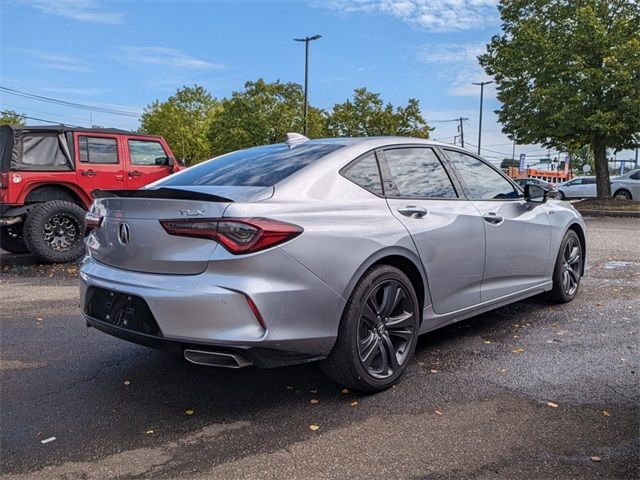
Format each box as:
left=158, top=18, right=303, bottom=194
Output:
left=80, top=135, right=586, bottom=391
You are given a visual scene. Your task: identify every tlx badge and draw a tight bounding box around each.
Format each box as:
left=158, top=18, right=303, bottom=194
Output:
left=179, top=209, right=205, bottom=216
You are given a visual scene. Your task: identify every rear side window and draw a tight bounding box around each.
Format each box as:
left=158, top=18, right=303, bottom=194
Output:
left=341, top=152, right=383, bottom=195
left=383, top=147, right=457, bottom=199
left=79, top=136, right=118, bottom=164
left=129, top=140, right=168, bottom=165
left=630, top=171, right=640, bottom=180
left=158, top=143, right=344, bottom=187
left=445, top=149, right=518, bottom=200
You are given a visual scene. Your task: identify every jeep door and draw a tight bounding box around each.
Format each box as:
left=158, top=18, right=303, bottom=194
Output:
left=124, top=136, right=174, bottom=189
left=74, top=133, right=126, bottom=194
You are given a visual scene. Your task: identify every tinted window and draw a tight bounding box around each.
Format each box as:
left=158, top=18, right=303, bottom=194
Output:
left=630, top=171, right=640, bottom=180
left=158, top=143, right=343, bottom=187
left=445, top=150, right=518, bottom=200
left=383, top=148, right=457, bottom=199
left=129, top=140, right=167, bottom=165
left=342, top=152, right=383, bottom=195
left=79, top=136, right=118, bottom=164
left=583, top=178, right=596, bottom=185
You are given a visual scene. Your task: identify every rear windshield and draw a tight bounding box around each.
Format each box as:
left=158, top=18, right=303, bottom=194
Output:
left=157, top=143, right=343, bottom=187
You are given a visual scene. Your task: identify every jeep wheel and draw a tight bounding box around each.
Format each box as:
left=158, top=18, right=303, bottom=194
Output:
left=0, top=223, right=29, bottom=254
left=23, top=201, right=86, bottom=263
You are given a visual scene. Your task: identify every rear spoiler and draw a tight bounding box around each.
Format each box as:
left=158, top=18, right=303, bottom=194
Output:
left=92, top=187, right=233, bottom=203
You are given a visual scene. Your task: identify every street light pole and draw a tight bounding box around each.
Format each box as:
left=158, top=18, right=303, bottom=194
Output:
left=294, top=34, right=321, bottom=136
left=472, top=81, right=493, bottom=155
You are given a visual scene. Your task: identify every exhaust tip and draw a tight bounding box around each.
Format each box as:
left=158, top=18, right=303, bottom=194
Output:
left=183, top=349, right=252, bottom=369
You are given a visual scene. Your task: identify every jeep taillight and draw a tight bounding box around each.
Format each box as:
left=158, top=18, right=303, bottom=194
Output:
left=160, top=217, right=303, bottom=254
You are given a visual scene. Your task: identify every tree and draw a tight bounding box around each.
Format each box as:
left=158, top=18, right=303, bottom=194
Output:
left=0, top=110, right=26, bottom=126
left=140, top=85, right=219, bottom=165
left=479, top=0, right=640, bottom=198
left=326, top=88, right=431, bottom=138
left=208, top=79, right=326, bottom=154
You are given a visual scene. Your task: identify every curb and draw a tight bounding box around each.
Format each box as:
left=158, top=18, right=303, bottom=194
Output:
left=576, top=209, right=640, bottom=218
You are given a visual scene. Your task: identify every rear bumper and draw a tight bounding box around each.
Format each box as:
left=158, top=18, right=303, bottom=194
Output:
left=79, top=251, right=345, bottom=365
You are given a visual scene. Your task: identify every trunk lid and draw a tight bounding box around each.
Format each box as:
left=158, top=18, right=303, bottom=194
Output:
left=87, top=186, right=272, bottom=274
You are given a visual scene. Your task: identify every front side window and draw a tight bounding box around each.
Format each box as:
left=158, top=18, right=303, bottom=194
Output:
left=445, top=150, right=518, bottom=200
left=128, top=140, right=168, bottom=166
left=630, top=171, right=640, bottom=180
left=79, top=136, right=118, bottom=164
left=158, top=143, right=344, bottom=187
left=383, top=148, right=457, bottom=199
left=342, top=152, right=383, bottom=195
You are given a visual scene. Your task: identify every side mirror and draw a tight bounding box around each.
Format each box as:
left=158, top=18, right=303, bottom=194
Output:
left=524, top=184, right=548, bottom=203
left=167, top=156, right=175, bottom=173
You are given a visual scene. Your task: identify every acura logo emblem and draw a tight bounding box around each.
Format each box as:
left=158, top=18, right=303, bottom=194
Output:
left=118, top=223, right=130, bottom=245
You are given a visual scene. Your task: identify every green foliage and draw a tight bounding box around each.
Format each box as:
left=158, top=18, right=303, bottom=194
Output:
left=500, top=157, right=519, bottom=169
left=479, top=0, right=640, bottom=198
left=208, top=79, right=326, bottom=154
left=327, top=88, right=431, bottom=138
left=0, top=110, right=26, bottom=126
left=140, top=85, right=219, bottom=165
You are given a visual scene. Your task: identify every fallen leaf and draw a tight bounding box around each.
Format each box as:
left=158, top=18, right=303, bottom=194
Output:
left=546, top=401, right=559, bottom=408
left=499, top=368, right=506, bottom=373
left=36, top=317, right=43, bottom=321
left=434, top=410, right=443, bottom=416
left=309, top=424, right=320, bottom=431
left=602, top=411, right=611, bottom=417
left=430, top=369, right=439, bottom=374
left=286, top=385, right=293, bottom=390
left=341, top=388, right=350, bottom=395
left=310, top=399, right=319, bottom=404
left=484, top=340, right=492, bottom=344
left=185, top=409, right=194, bottom=415
left=350, top=401, right=358, bottom=407
left=590, top=456, right=602, bottom=462
left=513, top=348, right=525, bottom=353
left=123, top=380, right=131, bottom=386
left=146, top=430, right=154, bottom=435
left=40, top=437, right=56, bottom=444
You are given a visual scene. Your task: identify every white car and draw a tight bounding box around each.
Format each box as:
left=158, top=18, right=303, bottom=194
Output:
left=557, top=176, right=597, bottom=199
left=611, top=169, right=640, bottom=200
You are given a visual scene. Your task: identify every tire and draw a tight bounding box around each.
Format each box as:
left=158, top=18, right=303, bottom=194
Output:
left=614, top=189, right=632, bottom=200
left=23, top=201, right=86, bottom=263
left=321, top=265, right=420, bottom=392
left=548, top=230, right=582, bottom=303
left=557, top=190, right=566, bottom=200
left=0, top=223, right=29, bottom=253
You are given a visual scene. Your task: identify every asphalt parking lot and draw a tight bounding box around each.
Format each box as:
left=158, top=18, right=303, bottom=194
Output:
left=1, top=216, right=638, bottom=479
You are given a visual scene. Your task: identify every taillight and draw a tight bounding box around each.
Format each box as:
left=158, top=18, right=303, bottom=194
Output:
left=85, top=211, right=103, bottom=235
left=160, top=217, right=303, bottom=254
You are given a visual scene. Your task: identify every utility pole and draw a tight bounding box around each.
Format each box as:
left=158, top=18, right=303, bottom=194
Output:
left=294, top=34, right=321, bottom=136
left=635, top=147, right=639, bottom=168
left=511, top=138, right=516, bottom=161
left=457, top=117, right=469, bottom=148
left=472, top=81, right=493, bottom=155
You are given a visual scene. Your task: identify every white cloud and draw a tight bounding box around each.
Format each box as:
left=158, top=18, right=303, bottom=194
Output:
left=22, top=0, right=124, bottom=25
left=118, top=47, right=224, bottom=70
left=22, top=50, right=92, bottom=73
left=317, top=0, right=499, bottom=32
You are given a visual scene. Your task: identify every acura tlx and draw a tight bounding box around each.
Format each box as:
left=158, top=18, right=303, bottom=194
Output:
left=80, top=134, right=586, bottom=391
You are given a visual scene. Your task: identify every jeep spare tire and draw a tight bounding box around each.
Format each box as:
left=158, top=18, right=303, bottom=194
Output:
left=23, top=201, right=86, bottom=263
left=0, top=224, right=29, bottom=254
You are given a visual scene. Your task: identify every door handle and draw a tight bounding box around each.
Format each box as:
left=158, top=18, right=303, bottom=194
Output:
left=128, top=170, right=142, bottom=178
left=398, top=206, right=428, bottom=218
left=81, top=169, right=96, bottom=177
left=483, top=212, right=504, bottom=225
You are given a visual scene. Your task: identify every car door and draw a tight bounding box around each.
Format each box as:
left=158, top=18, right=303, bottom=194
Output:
left=75, top=133, right=126, bottom=193
left=124, top=136, right=173, bottom=189
left=442, top=148, right=552, bottom=302
left=379, top=146, right=485, bottom=315
left=582, top=177, right=597, bottom=197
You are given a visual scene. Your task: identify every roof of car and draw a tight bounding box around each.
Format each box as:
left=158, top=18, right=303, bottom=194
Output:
left=4, top=124, right=160, bottom=137
left=304, top=136, right=464, bottom=150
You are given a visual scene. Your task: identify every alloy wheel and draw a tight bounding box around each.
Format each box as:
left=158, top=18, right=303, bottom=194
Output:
left=357, top=280, right=416, bottom=379
left=562, top=236, right=581, bottom=296
left=43, top=214, right=79, bottom=251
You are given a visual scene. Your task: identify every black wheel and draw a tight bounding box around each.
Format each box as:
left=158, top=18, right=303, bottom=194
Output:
left=23, top=201, right=86, bottom=263
left=557, top=190, right=566, bottom=200
left=614, top=189, right=632, bottom=200
left=548, top=230, right=582, bottom=303
left=0, top=223, right=29, bottom=253
left=322, top=265, right=419, bottom=392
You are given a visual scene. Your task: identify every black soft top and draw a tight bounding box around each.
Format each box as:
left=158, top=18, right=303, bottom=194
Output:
left=0, top=125, right=160, bottom=171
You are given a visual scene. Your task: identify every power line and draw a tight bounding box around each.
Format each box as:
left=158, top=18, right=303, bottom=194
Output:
left=1, top=110, right=83, bottom=128
left=0, top=86, right=141, bottom=118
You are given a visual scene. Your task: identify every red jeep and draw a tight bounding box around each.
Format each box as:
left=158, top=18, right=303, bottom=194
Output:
left=0, top=125, right=181, bottom=262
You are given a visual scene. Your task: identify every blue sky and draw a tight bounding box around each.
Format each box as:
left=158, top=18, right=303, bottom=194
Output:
left=1, top=0, right=635, bottom=164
